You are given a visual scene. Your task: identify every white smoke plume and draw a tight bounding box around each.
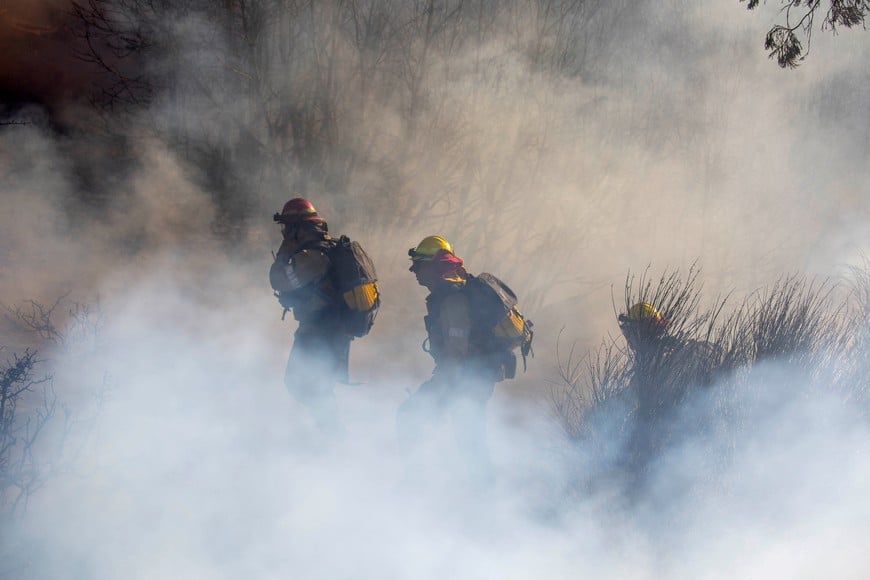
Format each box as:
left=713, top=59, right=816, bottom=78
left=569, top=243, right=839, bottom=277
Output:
left=0, top=1, right=868, bottom=578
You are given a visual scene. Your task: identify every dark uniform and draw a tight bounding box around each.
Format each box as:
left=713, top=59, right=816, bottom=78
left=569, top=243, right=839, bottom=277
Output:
left=619, top=302, right=719, bottom=488
left=397, top=236, right=506, bottom=485
left=269, top=199, right=352, bottom=434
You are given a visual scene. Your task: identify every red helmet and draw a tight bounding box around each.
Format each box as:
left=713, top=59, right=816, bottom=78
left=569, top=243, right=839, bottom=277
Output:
left=274, top=198, right=324, bottom=224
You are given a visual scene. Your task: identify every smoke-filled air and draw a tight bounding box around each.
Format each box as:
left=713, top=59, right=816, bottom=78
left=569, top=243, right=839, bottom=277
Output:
left=1, top=1, right=868, bottom=578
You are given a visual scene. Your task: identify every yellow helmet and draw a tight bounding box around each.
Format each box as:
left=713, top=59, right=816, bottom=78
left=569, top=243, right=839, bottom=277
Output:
left=626, top=302, right=663, bottom=322
left=626, top=302, right=664, bottom=324
left=408, top=235, right=453, bottom=262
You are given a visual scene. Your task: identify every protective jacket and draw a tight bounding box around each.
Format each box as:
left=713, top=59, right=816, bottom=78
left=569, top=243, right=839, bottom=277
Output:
left=270, top=232, right=352, bottom=434
left=424, top=280, right=508, bottom=385
left=630, top=335, right=719, bottom=418
left=269, top=236, right=338, bottom=325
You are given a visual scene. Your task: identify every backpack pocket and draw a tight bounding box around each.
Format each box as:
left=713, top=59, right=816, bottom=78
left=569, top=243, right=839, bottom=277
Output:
left=343, top=282, right=379, bottom=311
left=493, top=307, right=526, bottom=342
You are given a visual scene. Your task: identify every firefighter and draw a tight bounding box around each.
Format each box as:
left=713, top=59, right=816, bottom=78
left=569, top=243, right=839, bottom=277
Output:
left=269, top=198, right=351, bottom=435
left=618, top=302, right=718, bottom=484
left=618, top=301, right=717, bottom=414
left=397, top=235, right=506, bottom=486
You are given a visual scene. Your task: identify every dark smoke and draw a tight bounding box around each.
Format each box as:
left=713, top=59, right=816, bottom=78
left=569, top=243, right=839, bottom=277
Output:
left=1, top=1, right=868, bottom=578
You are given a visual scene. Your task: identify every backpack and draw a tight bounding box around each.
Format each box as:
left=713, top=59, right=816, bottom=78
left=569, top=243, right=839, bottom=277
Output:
left=464, top=273, right=534, bottom=372
left=325, top=235, right=381, bottom=337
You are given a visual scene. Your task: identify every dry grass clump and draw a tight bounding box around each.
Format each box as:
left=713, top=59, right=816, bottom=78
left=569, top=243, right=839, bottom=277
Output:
left=552, top=263, right=868, bottom=494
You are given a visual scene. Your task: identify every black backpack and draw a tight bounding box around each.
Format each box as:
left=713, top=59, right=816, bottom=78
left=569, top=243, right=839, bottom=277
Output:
left=325, top=236, right=380, bottom=337
left=464, top=273, right=534, bottom=371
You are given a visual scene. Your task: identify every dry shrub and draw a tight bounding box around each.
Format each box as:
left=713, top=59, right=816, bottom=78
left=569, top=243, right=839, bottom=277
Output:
left=553, top=263, right=869, bottom=494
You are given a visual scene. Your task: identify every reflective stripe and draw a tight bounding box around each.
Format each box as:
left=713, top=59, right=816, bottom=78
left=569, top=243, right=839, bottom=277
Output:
left=284, top=264, right=304, bottom=291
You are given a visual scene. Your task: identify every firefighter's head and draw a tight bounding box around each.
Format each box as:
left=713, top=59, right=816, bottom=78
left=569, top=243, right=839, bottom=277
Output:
left=618, top=302, right=669, bottom=352
left=408, top=235, right=465, bottom=289
left=274, top=198, right=328, bottom=241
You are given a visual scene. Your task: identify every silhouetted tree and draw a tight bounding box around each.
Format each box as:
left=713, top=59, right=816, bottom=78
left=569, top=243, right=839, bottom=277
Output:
left=0, top=295, right=107, bottom=520
left=0, top=349, right=55, bottom=518
left=741, top=0, right=869, bottom=67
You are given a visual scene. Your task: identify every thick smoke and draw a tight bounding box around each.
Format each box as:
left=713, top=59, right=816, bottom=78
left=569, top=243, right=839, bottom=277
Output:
left=1, top=1, right=868, bottom=578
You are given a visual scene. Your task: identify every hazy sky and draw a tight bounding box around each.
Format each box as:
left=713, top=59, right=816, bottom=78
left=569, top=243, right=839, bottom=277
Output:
left=1, top=2, right=868, bottom=578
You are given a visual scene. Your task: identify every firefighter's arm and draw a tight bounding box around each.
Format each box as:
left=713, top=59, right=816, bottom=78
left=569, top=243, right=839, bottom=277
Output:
left=275, top=238, right=296, bottom=260
left=269, top=249, right=330, bottom=293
